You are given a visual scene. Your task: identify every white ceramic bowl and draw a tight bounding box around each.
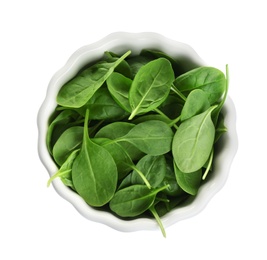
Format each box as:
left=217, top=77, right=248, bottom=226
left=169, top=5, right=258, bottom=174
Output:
left=37, top=32, right=238, bottom=232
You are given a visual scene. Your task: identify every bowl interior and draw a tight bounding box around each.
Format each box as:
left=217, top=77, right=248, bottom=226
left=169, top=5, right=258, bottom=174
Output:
left=37, top=32, right=238, bottom=232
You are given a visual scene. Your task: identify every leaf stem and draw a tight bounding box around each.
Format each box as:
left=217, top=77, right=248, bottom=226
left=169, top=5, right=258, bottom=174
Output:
left=169, top=115, right=181, bottom=127
left=202, top=149, right=214, bottom=180
left=129, top=164, right=152, bottom=189
left=149, top=205, right=166, bottom=238
left=154, top=108, right=179, bottom=130
left=128, top=107, right=138, bottom=120
left=152, top=184, right=170, bottom=195
left=89, top=120, right=104, bottom=136
left=84, top=109, right=90, bottom=138
left=171, top=84, right=187, bottom=101
left=155, top=197, right=170, bottom=203
left=47, top=169, right=71, bottom=187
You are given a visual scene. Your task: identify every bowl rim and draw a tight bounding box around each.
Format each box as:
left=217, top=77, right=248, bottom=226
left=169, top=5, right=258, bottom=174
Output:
left=37, top=32, right=238, bottom=232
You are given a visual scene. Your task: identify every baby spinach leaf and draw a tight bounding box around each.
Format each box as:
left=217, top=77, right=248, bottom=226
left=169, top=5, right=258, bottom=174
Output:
left=118, top=120, right=174, bottom=156
left=127, top=55, right=152, bottom=77
left=140, top=49, right=185, bottom=76
left=57, top=50, right=131, bottom=108
left=154, top=193, right=190, bottom=217
left=128, top=58, right=174, bottom=119
left=180, top=89, right=210, bottom=121
left=52, top=126, right=83, bottom=166
left=46, top=109, right=80, bottom=154
left=173, top=66, right=226, bottom=105
left=106, top=72, right=132, bottom=112
left=158, top=94, right=184, bottom=120
left=172, top=106, right=217, bottom=173
left=130, top=154, right=166, bottom=188
left=173, top=161, right=202, bottom=195
left=92, top=137, right=133, bottom=180
left=212, top=64, right=229, bottom=125
left=104, top=51, right=132, bottom=78
left=109, top=184, right=169, bottom=217
left=94, top=121, right=144, bottom=161
left=72, top=109, right=118, bottom=207
left=95, top=121, right=135, bottom=138
left=132, top=114, right=171, bottom=125
left=47, top=149, right=80, bottom=189
left=93, top=137, right=151, bottom=188
left=214, top=113, right=227, bottom=143
left=161, top=155, right=185, bottom=197
left=76, top=87, right=128, bottom=120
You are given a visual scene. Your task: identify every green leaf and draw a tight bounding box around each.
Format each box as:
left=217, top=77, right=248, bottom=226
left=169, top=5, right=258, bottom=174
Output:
left=128, top=58, right=174, bottom=119
left=72, top=109, right=118, bottom=207
left=46, top=109, right=80, bottom=154
left=132, top=114, right=171, bottom=125
left=180, top=89, right=210, bottom=121
left=212, top=64, right=229, bottom=125
left=173, top=66, right=226, bottom=105
left=76, top=87, right=128, bottom=120
left=106, top=72, right=132, bottom=112
left=161, top=155, right=185, bottom=197
left=173, top=161, right=202, bottom=195
left=159, top=94, right=184, bottom=120
left=52, top=126, right=83, bottom=166
left=172, top=106, right=217, bottom=173
left=127, top=55, right=152, bottom=77
left=129, top=154, right=167, bottom=188
left=56, top=50, right=131, bottom=108
left=119, top=120, right=174, bottom=156
left=109, top=184, right=168, bottom=217
left=214, top=113, right=227, bottom=143
left=93, top=137, right=133, bottom=180
left=47, top=149, right=80, bottom=189
left=104, top=51, right=132, bottom=78
left=94, top=121, right=144, bottom=161
left=140, top=49, right=185, bottom=76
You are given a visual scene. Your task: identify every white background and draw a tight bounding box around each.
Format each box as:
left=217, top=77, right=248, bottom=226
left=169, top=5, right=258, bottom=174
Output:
left=1, top=0, right=266, bottom=259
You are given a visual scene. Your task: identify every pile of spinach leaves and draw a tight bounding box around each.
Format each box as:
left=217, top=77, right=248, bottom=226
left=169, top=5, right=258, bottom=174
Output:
left=46, top=49, right=228, bottom=237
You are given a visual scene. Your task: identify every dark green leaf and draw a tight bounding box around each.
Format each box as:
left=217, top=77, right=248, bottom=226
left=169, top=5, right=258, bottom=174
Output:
left=119, top=120, right=174, bottom=156
left=173, top=161, right=202, bottom=195
left=130, top=154, right=166, bottom=187
left=180, top=89, right=210, bottom=121
left=93, top=137, right=133, bottom=179
left=57, top=50, right=131, bottom=108
left=52, top=126, right=83, bottom=166
left=172, top=106, right=216, bottom=173
left=47, top=149, right=80, bottom=189
left=140, top=49, right=185, bottom=76
left=214, top=113, right=227, bottom=143
left=104, top=51, right=132, bottom=78
left=173, top=66, right=226, bottom=105
left=46, top=109, right=81, bottom=154
left=161, top=155, right=185, bottom=197
left=158, top=94, right=184, bottom=119
left=127, top=55, right=152, bottom=77
left=109, top=184, right=168, bottom=217
left=72, top=109, right=118, bottom=207
left=76, top=87, right=128, bottom=120
left=106, top=72, right=132, bottom=112
left=94, top=121, right=143, bottom=161
left=128, top=58, right=174, bottom=119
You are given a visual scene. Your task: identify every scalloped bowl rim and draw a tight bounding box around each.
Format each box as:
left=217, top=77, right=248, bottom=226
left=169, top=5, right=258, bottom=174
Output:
left=37, top=32, right=238, bottom=232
